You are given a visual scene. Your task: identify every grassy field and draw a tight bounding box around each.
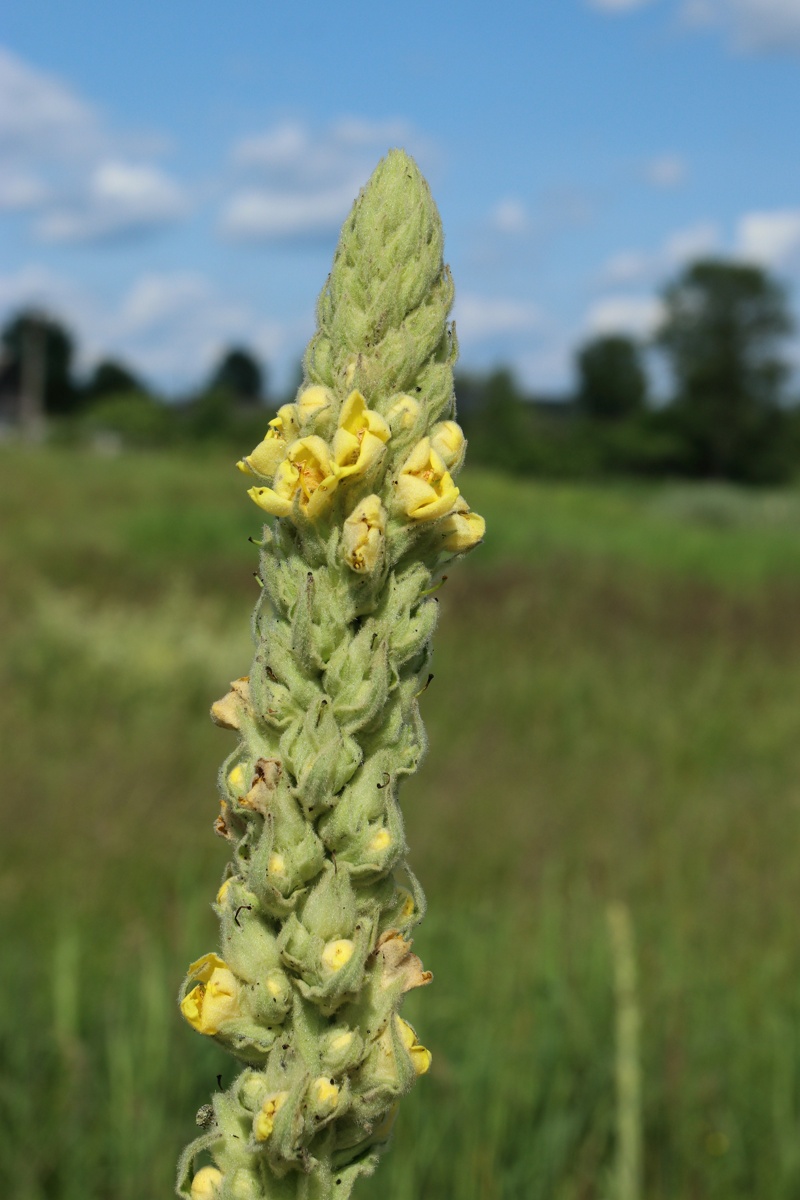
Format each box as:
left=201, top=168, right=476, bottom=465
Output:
left=4, top=445, right=800, bottom=1199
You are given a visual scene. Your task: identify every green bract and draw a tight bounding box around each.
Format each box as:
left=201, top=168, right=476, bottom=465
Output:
left=177, top=149, right=484, bottom=1200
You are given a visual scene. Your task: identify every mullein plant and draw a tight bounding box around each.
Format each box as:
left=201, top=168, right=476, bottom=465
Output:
left=177, top=149, right=485, bottom=1200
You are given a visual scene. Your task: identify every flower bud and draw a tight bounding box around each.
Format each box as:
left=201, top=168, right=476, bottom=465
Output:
left=190, top=1166, right=223, bottom=1199
left=310, top=1076, right=340, bottom=1115
left=430, top=420, right=465, bottom=470
left=238, top=1072, right=267, bottom=1112
left=321, top=1026, right=364, bottom=1073
left=342, top=495, right=386, bottom=574
left=296, top=385, right=334, bottom=425
left=253, top=1091, right=289, bottom=1142
left=321, top=939, right=355, bottom=974
left=227, top=763, right=247, bottom=795
left=387, top=394, right=420, bottom=431
left=396, top=1016, right=432, bottom=1075
left=230, top=1171, right=262, bottom=1200
left=438, top=496, right=485, bottom=553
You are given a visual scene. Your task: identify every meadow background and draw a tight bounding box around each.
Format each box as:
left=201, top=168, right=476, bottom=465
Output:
left=4, top=445, right=800, bottom=1199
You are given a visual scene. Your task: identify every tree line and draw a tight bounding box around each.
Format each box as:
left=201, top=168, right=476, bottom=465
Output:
left=2, top=256, right=798, bottom=484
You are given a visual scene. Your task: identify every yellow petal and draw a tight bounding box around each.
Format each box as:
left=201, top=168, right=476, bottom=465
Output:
left=369, top=829, right=391, bottom=852
left=254, top=1091, right=288, bottom=1142
left=439, top=500, right=486, bottom=552
left=321, top=939, right=355, bottom=973
left=296, top=386, right=333, bottom=423
left=387, top=394, right=420, bottom=430
left=180, top=985, right=205, bottom=1030
left=342, top=494, right=386, bottom=573
left=395, top=1016, right=432, bottom=1075
left=248, top=485, right=293, bottom=518
left=311, top=1076, right=340, bottom=1109
left=430, top=420, right=465, bottom=470
left=237, top=435, right=287, bottom=480
left=187, top=953, right=229, bottom=983
left=191, top=1166, right=224, bottom=1199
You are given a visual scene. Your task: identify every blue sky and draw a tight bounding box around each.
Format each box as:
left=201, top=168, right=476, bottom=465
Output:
left=2, top=0, right=800, bottom=396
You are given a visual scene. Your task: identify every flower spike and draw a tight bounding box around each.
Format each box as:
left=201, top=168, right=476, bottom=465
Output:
left=177, top=149, right=485, bottom=1200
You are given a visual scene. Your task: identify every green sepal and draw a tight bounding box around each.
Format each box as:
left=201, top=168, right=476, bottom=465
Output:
left=280, top=703, right=362, bottom=819
left=176, top=1131, right=222, bottom=1200
left=329, top=639, right=391, bottom=735
left=215, top=1021, right=279, bottom=1067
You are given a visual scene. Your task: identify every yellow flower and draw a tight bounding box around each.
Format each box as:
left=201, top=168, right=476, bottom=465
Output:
left=236, top=405, right=299, bottom=478
left=430, top=420, right=465, bottom=470
left=396, top=1016, right=432, bottom=1076
left=395, top=438, right=459, bottom=522
left=296, top=385, right=334, bottom=424
left=254, top=1091, right=288, bottom=1142
left=190, top=1166, right=224, bottom=1199
left=438, top=497, right=486, bottom=553
left=180, top=954, right=242, bottom=1036
left=342, top=495, right=386, bottom=574
left=248, top=436, right=338, bottom=519
left=332, top=391, right=390, bottom=480
left=321, top=939, right=355, bottom=973
left=310, top=1076, right=340, bottom=1112
left=216, top=876, right=235, bottom=905
left=387, top=394, right=420, bottom=430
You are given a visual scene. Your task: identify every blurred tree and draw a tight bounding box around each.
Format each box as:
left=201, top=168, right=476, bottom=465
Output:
left=209, top=346, right=265, bottom=405
left=1, top=309, right=78, bottom=418
left=84, top=358, right=146, bottom=400
left=657, top=259, right=794, bottom=481
left=576, top=334, right=647, bottom=420
left=460, top=368, right=534, bottom=471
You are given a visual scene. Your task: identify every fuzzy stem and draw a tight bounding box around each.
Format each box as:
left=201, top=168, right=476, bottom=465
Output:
left=176, top=150, right=484, bottom=1200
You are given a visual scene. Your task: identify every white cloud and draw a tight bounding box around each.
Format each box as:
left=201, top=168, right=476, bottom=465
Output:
left=588, top=0, right=655, bottom=11
left=488, top=198, right=529, bottom=235
left=453, top=295, right=541, bottom=342
left=682, top=0, right=800, bottom=53
left=736, top=209, right=800, bottom=267
left=587, top=294, right=665, bottom=337
left=221, top=182, right=360, bottom=241
left=329, top=116, right=413, bottom=148
left=36, top=160, right=188, bottom=243
left=223, top=117, right=429, bottom=242
left=0, top=263, right=310, bottom=391
left=0, top=44, right=188, bottom=245
left=117, top=273, right=215, bottom=333
left=600, top=221, right=719, bottom=286
left=232, top=117, right=415, bottom=177
left=0, top=46, right=100, bottom=159
left=645, top=154, right=688, bottom=188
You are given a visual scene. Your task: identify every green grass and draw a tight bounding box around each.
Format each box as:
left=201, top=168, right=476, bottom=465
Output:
left=4, top=445, right=800, bottom=1198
